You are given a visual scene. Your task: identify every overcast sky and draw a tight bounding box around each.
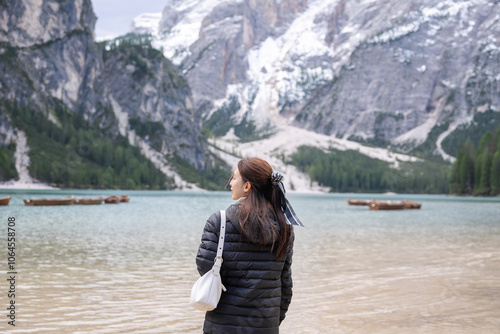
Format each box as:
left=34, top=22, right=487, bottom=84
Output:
left=91, top=0, right=167, bottom=40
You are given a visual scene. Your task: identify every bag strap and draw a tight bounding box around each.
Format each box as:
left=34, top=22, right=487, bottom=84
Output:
left=213, top=210, right=226, bottom=269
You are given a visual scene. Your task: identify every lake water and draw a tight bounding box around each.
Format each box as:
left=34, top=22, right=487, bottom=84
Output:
left=1, top=190, right=499, bottom=333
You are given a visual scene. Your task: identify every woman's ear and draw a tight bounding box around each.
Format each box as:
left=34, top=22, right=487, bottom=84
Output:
left=244, top=182, right=252, bottom=193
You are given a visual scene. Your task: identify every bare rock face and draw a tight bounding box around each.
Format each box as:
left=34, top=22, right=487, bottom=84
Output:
left=0, top=0, right=95, bottom=47
left=102, top=39, right=205, bottom=169
left=0, top=0, right=106, bottom=123
left=294, top=0, right=500, bottom=150
left=242, top=0, right=308, bottom=48
left=0, top=0, right=207, bottom=183
left=182, top=1, right=246, bottom=112
left=146, top=0, right=499, bottom=153
left=178, top=0, right=308, bottom=113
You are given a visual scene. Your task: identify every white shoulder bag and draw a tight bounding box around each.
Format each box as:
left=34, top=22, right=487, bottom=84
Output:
left=190, top=210, right=227, bottom=311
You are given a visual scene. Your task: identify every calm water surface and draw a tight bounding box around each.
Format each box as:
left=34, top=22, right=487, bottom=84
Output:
left=1, top=190, right=499, bottom=333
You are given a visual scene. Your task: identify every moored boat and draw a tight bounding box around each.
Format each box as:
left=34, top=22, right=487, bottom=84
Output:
left=104, top=196, right=120, bottom=204
left=119, top=195, right=130, bottom=203
left=369, top=200, right=405, bottom=210
left=74, top=196, right=104, bottom=205
left=403, top=201, right=422, bottom=209
left=0, top=195, right=12, bottom=206
left=24, top=196, right=75, bottom=206
left=347, top=199, right=371, bottom=206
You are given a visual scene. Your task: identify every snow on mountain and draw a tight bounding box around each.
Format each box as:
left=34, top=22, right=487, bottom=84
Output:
left=131, top=0, right=332, bottom=118
left=128, top=0, right=500, bottom=190
left=246, top=0, right=335, bottom=128
left=132, top=0, right=227, bottom=65
left=131, top=0, right=339, bottom=132
left=209, top=124, right=420, bottom=193
left=131, top=12, right=162, bottom=36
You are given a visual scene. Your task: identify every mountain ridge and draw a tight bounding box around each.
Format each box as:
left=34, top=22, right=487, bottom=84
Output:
left=0, top=0, right=214, bottom=190
left=133, top=0, right=500, bottom=163
left=1, top=0, right=499, bottom=192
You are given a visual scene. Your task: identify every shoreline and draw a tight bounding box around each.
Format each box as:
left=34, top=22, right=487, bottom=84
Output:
left=0, top=181, right=59, bottom=190
left=1, top=181, right=499, bottom=198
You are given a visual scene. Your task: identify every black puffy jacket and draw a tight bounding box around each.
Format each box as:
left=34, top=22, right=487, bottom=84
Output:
left=196, top=203, right=294, bottom=334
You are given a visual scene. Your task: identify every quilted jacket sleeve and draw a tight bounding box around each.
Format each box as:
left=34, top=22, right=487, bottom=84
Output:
left=195, top=211, right=220, bottom=276
left=280, top=235, right=294, bottom=323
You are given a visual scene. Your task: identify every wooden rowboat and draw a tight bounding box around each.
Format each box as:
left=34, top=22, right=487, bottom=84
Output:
left=347, top=199, right=371, bottom=206
left=104, top=196, right=120, bottom=204
left=0, top=195, right=12, bottom=206
left=403, top=201, right=422, bottom=209
left=119, top=195, right=130, bottom=203
left=74, top=196, right=104, bottom=205
left=24, top=196, right=75, bottom=206
left=369, top=200, right=405, bottom=210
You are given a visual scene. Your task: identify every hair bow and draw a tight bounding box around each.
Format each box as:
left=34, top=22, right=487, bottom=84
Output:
left=271, top=172, right=304, bottom=227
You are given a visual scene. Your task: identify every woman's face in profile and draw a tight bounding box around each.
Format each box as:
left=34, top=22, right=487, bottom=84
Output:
left=230, top=167, right=249, bottom=200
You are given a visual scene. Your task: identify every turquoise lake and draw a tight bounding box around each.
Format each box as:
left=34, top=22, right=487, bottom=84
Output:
left=1, top=189, right=499, bottom=333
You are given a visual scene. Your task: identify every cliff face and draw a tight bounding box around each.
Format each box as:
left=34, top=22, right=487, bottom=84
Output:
left=2, top=0, right=499, bottom=187
left=0, top=0, right=207, bottom=186
left=294, top=0, right=500, bottom=151
left=1, top=0, right=94, bottom=47
left=101, top=37, right=205, bottom=169
left=137, top=0, right=499, bottom=156
left=176, top=0, right=308, bottom=113
left=0, top=0, right=103, bottom=115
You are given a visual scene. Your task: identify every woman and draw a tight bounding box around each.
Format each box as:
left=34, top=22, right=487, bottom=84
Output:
left=195, top=157, right=303, bottom=333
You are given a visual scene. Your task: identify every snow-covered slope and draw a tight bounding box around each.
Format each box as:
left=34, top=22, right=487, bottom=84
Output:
left=208, top=123, right=420, bottom=192
left=116, top=0, right=500, bottom=193
left=132, top=0, right=226, bottom=65
left=132, top=0, right=499, bottom=165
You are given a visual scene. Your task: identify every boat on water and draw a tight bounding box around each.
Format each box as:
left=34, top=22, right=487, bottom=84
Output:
left=104, top=196, right=120, bottom=204
left=347, top=199, right=372, bottom=206
left=349, top=198, right=422, bottom=210
left=403, top=201, right=422, bottom=209
left=119, top=195, right=130, bottom=203
left=24, top=196, right=75, bottom=206
left=74, top=196, right=104, bottom=205
left=0, top=195, right=12, bottom=206
left=369, top=200, right=406, bottom=210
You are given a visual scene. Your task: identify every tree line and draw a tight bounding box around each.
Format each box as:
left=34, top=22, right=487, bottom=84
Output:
left=449, top=127, right=500, bottom=196
left=290, top=146, right=449, bottom=194
left=3, top=100, right=171, bottom=189
left=0, top=143, right=17, bottom=181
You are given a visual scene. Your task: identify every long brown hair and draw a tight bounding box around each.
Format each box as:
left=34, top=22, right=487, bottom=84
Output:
left=235, top=157, right=292, bottom=260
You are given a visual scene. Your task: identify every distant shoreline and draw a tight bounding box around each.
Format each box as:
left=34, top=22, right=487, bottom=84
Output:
left=0, top=181, right=59, bottom=190
left=1, top=181, right=498, bottom=197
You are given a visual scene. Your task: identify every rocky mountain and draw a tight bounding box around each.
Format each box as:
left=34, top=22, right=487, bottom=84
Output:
left=100, top=35, right=205, bottom=169
left=1, top=0, right=499, bottom=191
left=134, top=0, right=500, bottom=162
left=0, top=0, right=210, bottom=189
left=1, top=0, right=104, bottom=123
left=296, top=0, right=500, bottom=153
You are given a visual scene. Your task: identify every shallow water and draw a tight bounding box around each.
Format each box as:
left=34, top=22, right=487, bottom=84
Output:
left=1, top=190, right=499, bottom=333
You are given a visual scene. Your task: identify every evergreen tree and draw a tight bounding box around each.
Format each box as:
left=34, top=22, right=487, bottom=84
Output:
left=490, top=151, right=500, bottom=196
left=458, top=139, right=475, bottom=194
left=3, top=100, right=168, bottom=189
left=475, top=149, right=492, bottom=195
left=449, top=149, right=461, bottom=194
left=291, top=146, right=448, bottom=193
left=479, top=131, right=497, bottom=195
left=450, top=128, right=500, bottom=196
